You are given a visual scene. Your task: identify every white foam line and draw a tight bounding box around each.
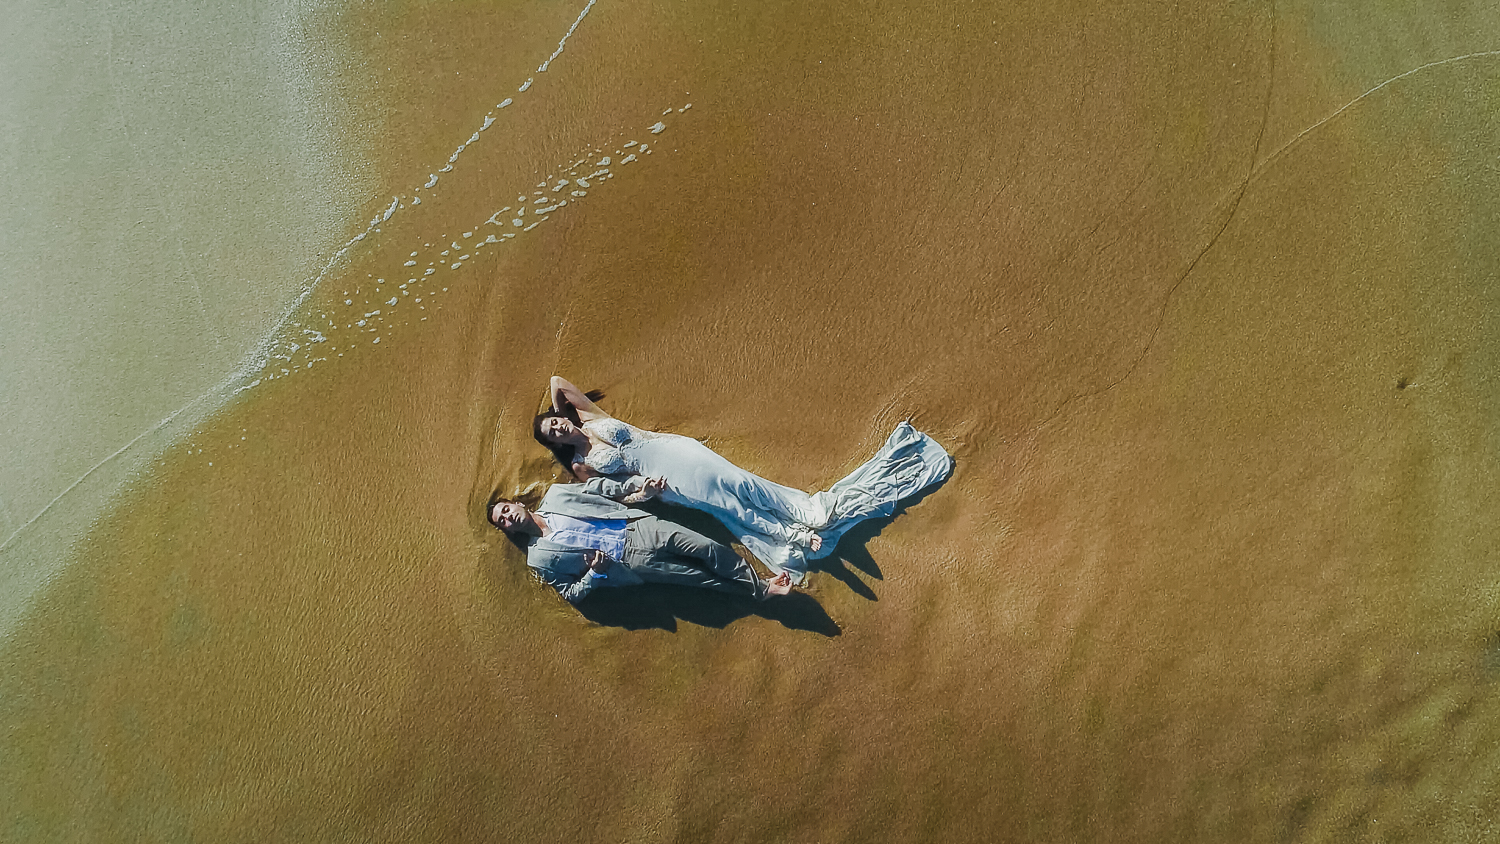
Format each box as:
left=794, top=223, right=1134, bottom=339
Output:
left=329, top=0, right=599, bottom=234
left=3, top=1, right=616, bottom=556
left=237, top=0, right=608, bottom=377
left=0, top=389, right=220, bottom=554
left=466, top=110, right=680, bottom=245
left=538, top=0, right=597, bottom=73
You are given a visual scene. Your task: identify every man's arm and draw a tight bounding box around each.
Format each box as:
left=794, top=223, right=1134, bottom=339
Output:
left=581, top=475, right=669, bottom=504
left=532, top=550, right=613, bottom=604
left=535, top=568, right=599, bottom=604
left=580, top=475, right=646, bottom=501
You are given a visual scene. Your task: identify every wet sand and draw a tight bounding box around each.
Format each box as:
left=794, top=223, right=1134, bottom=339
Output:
left=4, top=1, right=1500, bottom=841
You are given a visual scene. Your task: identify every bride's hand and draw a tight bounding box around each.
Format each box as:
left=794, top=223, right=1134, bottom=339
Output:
left=789, top=526, right=823, bottom=551
left=623, top=477, right=668, bottom=505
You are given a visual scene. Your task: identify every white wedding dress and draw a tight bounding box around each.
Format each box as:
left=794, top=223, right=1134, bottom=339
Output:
left=581, top=418, right=952, bottom=580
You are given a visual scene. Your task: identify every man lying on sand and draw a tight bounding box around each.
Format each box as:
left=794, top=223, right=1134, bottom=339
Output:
left=487, top=475, right=794, bottom=605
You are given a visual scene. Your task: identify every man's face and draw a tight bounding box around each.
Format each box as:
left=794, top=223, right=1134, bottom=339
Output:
left=490, top=501, right=530, bottom=532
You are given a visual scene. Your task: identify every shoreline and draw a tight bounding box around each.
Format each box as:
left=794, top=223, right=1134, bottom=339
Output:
left=4, top=1, right=1499, bottom=841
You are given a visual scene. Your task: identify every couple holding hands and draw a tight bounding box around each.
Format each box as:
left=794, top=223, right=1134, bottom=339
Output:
left=488, top=377, right=952, bottom=605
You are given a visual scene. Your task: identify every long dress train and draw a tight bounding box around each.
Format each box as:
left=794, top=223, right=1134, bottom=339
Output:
left=582, top=418, right=951, bottom=580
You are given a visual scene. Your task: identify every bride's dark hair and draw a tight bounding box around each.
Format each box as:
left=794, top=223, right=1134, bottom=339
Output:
left=532, top=388, right=605, bottom=476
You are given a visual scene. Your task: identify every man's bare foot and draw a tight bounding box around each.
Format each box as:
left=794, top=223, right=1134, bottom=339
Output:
left=761, top=572, right=794, bottom=599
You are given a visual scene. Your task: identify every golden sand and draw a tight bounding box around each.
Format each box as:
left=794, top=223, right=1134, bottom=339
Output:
left=4, top=1, right=1500, bottom=841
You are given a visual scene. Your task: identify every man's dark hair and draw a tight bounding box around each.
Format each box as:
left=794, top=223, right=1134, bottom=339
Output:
left=484, top=489, right=513, bottom=529
left=485, top=488, right=543, bottom=550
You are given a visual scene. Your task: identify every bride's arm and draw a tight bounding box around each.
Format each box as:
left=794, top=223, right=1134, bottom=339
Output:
left=550, top=376, right=610, bottom=422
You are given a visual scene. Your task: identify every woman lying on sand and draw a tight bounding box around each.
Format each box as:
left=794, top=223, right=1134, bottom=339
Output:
left=534, top=376, right=952, bottom=581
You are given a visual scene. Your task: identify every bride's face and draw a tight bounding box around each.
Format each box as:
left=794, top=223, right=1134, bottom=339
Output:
left=539, top=416, right=575, bottom=443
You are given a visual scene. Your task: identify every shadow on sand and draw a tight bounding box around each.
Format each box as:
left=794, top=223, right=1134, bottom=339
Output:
left=808, top=478, right=949, bottom=601
left=577, top=585, right=841, bottom=636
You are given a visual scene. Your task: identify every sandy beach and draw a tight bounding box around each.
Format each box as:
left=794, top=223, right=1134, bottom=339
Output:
left=4, top=1, right=1500, bottom=841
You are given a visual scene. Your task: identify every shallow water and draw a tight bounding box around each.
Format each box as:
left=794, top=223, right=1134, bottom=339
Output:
left=4, top=1, right=1500, bottom=841
left=0, top=0, right=373, bottom=626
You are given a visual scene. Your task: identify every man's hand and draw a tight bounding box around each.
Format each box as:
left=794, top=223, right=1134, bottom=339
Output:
left=761, top=571, right=794, bottom=599
left=586, top=550, right=613, bottom=573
